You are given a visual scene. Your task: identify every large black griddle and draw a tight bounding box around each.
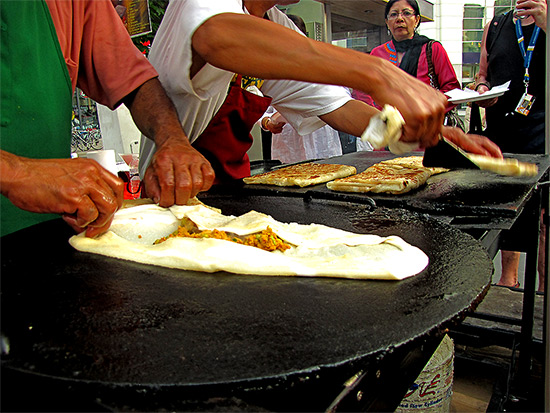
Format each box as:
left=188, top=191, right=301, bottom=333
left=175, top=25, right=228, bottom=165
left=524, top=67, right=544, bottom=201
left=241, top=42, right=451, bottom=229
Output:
left=243, top=152, right=549, bottom=226
left=1, top=196, right=492, bottom=411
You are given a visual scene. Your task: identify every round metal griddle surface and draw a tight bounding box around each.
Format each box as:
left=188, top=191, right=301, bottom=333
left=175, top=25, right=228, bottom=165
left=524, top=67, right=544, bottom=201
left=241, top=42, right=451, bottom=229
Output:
left=1, top=195, right=492, bottom=390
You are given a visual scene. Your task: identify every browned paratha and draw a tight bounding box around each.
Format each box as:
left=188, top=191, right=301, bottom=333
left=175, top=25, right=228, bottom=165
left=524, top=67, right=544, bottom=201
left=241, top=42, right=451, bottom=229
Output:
left=327, top=156, right=448, bottom=194
left=243, top=162, right=356, bottom=187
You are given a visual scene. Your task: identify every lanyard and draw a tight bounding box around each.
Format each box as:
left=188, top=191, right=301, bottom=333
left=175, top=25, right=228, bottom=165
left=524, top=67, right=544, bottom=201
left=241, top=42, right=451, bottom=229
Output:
left=514, top=18, right=541, bottom=91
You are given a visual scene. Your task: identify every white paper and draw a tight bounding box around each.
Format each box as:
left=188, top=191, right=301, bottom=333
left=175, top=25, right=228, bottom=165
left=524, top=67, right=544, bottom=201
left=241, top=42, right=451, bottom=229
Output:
left=445, top=81, right=510, bottom=104
left=87, top=150, right=129, bottom=175
left=86, top=150, right=118, bottom=175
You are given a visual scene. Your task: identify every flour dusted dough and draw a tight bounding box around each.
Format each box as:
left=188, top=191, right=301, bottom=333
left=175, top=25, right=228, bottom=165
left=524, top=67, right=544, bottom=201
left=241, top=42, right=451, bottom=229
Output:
left=69, top=203, right=429, bottom=280
left=466, top=154, right=538, bottom=177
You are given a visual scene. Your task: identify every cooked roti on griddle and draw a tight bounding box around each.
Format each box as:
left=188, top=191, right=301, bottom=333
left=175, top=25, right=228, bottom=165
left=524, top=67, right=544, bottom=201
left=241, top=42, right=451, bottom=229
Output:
left=243, top=162, right=357, bottom=187
left=327, top=156, right=449, bottom=194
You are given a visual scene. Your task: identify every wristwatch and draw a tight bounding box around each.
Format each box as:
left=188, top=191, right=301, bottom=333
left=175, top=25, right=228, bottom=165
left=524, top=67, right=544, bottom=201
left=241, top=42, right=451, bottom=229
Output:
left=475, top=82, right=490, bottom=91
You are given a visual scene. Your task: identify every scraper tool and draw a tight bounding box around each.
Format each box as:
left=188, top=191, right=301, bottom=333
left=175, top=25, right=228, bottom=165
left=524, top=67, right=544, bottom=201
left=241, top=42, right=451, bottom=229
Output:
left=423, top=136, right=538, bottom=177
left=422, top=136, right=481, bottom=169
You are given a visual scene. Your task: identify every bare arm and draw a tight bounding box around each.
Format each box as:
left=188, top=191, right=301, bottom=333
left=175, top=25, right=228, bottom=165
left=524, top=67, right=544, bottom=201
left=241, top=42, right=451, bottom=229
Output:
left=477, top=22, right=490, bottom=85
left=319, top=100, right=380, bottom=137
left=192, top=13, right=447, bottom=149
left=0, top=150, right=124, bottom=238
left=320, top=100, right=503, bottom=157
left=474, top=22, right=499, bottom=108
left=123, top=78, right=215, bottom=207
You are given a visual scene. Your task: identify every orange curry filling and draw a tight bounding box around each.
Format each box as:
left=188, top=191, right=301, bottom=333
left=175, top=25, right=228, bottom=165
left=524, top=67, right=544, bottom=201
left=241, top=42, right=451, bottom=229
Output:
left=154, top=219, right=291, bottom=252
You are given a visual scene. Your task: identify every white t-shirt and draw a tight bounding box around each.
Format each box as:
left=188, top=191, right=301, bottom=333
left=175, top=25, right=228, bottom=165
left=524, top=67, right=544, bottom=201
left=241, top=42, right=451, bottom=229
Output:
left=260, top=107, right=343, bottom=164
left=139, top=0, right=352, bottom=174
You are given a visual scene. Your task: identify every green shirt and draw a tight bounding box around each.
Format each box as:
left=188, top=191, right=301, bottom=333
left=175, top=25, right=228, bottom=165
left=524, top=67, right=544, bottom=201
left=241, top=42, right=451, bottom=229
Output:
left=1, top=0, right=72, bottom=236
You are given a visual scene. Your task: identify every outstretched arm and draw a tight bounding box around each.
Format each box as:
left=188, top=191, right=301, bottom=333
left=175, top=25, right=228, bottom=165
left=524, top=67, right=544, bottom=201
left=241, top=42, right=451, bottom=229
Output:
left=319, top=100, right=380, bottom=138
left=321, top=101, right=503, bottom=157
left=192, top=13, right=447, bottom=149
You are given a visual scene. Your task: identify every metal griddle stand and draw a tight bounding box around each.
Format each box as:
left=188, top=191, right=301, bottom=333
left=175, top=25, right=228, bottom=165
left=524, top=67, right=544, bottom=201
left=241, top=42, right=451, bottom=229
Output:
left=449, top=177, right=549, bottom=410
left=1, top=154, right=547, bottom=412
left=341, top=152, right=550, bottom=411
left=247, top=152, right=550, bottom=410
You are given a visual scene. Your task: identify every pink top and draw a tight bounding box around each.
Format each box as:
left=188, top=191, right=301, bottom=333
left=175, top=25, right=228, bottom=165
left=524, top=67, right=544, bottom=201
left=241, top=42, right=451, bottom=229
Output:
left=362, top=40, right=460, bottom=110
left=45, top=0, right=158, bottom=109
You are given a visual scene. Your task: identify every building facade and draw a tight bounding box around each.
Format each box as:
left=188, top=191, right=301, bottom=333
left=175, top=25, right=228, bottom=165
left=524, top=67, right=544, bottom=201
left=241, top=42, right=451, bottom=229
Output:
left=422, top=0, right=516, bottom=88
left=282, top=0, right=518, bottom=90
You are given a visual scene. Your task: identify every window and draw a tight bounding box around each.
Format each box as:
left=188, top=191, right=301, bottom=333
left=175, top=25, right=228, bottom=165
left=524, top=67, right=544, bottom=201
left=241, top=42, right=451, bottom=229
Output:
left=462, top=63, right=479, bottom=81
left=494, top=0, right=514, bottom=16
left=347, top=37, right=367, bottom=48
left=462, top=4, right=484, bottom=85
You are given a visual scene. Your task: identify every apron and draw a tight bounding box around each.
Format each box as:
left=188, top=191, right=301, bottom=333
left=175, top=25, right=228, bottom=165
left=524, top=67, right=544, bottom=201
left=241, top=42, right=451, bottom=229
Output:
left=1, top=0, right=72, bottom=236
left=192, top=75, right=272, bottom=184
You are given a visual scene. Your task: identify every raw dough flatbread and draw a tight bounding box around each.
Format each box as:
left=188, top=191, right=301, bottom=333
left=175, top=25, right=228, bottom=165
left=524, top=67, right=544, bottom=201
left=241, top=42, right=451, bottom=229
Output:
left=327, top=156, right=448, bottom=194
left=243, top=162, right=357, bottom=187
left=466, top=154, right=538, bottom=177
left=69, top=203, right=429, bottom=280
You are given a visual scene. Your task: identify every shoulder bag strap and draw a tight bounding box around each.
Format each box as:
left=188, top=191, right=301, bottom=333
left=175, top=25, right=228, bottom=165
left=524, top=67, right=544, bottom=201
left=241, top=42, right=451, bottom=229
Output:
left=426, top=40, right=440, bottom=90
left=487, top=12, right=510, bottom=55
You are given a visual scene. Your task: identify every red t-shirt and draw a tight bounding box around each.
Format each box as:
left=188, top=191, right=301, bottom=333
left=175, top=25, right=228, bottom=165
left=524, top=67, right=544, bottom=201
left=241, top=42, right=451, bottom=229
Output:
left=45, top=0, right=158, bottom=109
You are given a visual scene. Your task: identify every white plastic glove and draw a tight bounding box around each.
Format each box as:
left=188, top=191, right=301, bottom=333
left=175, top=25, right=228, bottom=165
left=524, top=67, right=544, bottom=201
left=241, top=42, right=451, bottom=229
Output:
left=361, top=105, right=416, bottom=155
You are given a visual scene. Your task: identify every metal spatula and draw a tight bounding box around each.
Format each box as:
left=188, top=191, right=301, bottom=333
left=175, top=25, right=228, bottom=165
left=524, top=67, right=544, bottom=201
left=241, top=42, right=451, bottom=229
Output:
left=423, top=136, right=538, bottom=177
left=422, top=136, right=481, bottom=169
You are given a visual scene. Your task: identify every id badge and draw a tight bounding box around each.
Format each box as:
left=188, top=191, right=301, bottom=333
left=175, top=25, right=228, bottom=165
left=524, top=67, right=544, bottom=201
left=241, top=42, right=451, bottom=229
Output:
left=515, top=92, right=535, bottom=116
